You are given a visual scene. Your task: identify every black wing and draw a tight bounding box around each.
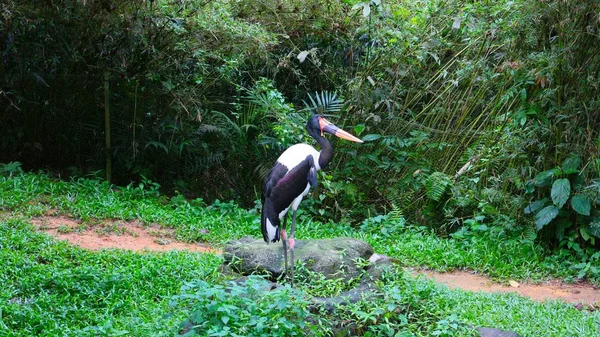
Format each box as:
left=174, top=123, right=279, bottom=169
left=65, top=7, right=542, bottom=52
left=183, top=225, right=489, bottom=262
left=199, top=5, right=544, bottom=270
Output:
left=261, top=162, right=289, bottom=242
left=262, top=162, right=289, bottom=202
left=261, top=156, right=316, bottom=242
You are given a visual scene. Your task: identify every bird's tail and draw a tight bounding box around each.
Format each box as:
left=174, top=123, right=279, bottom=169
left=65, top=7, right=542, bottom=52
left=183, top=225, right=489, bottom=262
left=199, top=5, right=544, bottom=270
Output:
left=261, top=199, right=280, bottom=243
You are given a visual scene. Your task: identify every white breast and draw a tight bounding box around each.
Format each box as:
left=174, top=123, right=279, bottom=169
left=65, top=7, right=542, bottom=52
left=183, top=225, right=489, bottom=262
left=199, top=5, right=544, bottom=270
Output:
left=277, top=143, right=321, bottom=171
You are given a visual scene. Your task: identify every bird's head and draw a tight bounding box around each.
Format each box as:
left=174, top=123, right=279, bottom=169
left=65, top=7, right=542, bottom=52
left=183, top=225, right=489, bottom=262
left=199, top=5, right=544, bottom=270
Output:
left=307, top=115, right=363, bottom=143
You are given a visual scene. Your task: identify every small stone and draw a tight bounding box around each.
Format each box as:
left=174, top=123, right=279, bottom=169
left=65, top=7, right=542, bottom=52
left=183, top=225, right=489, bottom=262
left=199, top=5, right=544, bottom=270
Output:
left=477, top=327, right=522, bottom=337
left=154, top=238, right=171, bottom=245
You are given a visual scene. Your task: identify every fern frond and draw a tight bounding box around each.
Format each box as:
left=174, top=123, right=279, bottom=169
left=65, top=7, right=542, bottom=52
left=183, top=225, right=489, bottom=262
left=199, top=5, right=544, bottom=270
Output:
left=389, top=203, right=404, bottom=220
left=196, top=124, right=224, bottom=135
left=211, top=111, right=242, bottom=136
left=523, top=226, right=537, bottom=242
left=425, top=171, right=452, bottom=201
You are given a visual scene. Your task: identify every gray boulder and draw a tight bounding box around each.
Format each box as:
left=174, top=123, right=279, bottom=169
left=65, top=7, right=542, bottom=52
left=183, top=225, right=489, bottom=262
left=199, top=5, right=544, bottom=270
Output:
left=222, top=241, right=521, bottom=337
left=223, top=237, right=374, bottom=282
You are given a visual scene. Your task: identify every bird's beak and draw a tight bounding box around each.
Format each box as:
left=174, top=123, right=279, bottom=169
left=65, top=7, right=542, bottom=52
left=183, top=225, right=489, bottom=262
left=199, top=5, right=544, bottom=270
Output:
left=319, top=117, right=363, bottom=143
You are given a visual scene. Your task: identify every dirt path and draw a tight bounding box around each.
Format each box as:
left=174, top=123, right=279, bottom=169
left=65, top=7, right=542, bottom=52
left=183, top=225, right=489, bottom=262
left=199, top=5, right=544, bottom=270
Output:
left=413, top=269, right=600, bottom=307
left=32, top=215, right=218, bottom=253
left=31, top=215, right=600, bottom=307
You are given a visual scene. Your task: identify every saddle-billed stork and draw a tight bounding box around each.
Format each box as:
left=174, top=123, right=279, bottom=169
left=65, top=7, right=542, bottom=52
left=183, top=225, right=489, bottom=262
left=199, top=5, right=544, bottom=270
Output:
left=261, top=114, right=363, bottom=286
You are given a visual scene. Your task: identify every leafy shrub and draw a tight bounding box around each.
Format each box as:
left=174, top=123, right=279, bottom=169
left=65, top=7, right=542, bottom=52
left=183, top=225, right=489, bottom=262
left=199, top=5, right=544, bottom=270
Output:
left=525, top=156, right=600, bottom=246
left=172, top=277, right=315, bottom=337
left=0, top=161, right=23, bottom=177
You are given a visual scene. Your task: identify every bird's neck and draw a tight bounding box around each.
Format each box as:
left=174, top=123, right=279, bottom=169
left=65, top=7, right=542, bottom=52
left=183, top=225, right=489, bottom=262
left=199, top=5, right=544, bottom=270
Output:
left=316, top=135, right=333, bottom=169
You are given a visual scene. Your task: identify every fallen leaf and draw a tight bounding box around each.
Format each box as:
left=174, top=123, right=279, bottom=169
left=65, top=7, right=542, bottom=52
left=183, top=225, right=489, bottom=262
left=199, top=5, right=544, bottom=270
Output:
left=452, top=16, right=462, bottom=30
left=352, top=3, right=371, bottom=17
left=509, top=280, right=520, bottom=288
left=297, top=50, right=310, bottom=63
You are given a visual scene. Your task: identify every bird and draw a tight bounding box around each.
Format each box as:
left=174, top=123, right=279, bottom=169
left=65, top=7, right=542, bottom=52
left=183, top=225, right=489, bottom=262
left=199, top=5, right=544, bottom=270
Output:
left=261, top=114, right=363, bottom=287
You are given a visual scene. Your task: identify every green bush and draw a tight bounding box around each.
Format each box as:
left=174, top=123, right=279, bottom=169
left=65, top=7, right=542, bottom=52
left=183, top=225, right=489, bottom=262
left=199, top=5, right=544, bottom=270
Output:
left=172, top=277, right=315, bottom=337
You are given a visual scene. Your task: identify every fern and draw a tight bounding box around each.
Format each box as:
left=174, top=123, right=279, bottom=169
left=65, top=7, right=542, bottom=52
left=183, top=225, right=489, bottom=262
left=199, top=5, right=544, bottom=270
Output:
left=387, top=186, right=413, bottom=212
left=522, top=226, right=537, bottom=243
left=425, top=172, right=452, bottom=202
left=388, top=203, right=404, bottom=220
left=196, top=124, right=225, bottom=135
left=144, top=141, right=169, bottom=153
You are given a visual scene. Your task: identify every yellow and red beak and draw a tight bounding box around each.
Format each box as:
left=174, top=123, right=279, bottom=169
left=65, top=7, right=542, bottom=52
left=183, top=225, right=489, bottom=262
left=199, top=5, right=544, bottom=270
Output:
left=318, top=117, right=363, bottom=143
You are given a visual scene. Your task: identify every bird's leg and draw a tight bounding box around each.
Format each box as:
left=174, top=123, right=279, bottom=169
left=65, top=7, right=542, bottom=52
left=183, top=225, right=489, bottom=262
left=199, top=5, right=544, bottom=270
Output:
left=289, top=209, right=297, bottom=288
left=281, top=214, right=289, bottom=284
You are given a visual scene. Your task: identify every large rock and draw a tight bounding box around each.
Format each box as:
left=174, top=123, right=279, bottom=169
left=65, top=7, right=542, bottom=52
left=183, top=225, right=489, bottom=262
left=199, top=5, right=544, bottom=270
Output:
left=223, top=237, right=374, bottom=282
left=222, top=242, right=521, bottom=337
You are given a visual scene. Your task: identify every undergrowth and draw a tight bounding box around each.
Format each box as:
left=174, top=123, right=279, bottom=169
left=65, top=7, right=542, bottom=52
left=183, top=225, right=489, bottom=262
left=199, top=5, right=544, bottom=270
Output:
left=2, top=172, right=599, bottom=284
left=1, top=173, right=600, bottom=336
left=0, top=217, right=222, bottom=336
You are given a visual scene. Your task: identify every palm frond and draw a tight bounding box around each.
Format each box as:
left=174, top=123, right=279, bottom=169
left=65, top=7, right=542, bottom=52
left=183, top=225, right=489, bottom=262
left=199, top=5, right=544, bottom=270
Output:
left=303, top=91, right=344, bottom=115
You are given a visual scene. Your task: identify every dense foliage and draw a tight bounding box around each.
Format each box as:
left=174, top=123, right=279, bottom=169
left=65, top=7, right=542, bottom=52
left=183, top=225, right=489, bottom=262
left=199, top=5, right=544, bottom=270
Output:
left=1, top=1, right=600, bottom=252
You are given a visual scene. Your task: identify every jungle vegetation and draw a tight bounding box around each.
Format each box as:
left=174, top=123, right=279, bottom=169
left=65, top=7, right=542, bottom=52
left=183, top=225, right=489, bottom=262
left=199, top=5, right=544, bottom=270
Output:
left=2, top=1, right=600, bottom=336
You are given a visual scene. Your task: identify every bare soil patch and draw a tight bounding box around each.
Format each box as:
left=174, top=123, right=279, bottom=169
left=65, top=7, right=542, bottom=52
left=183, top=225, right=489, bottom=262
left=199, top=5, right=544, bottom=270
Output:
left=414, top=269, right=600, bottom=307
left=32, top=215, right=218, bottom=253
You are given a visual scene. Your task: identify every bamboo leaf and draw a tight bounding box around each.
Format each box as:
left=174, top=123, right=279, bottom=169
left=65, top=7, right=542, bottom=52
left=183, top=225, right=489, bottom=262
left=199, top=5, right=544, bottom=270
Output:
left=362, top=134, right=382, bottom=142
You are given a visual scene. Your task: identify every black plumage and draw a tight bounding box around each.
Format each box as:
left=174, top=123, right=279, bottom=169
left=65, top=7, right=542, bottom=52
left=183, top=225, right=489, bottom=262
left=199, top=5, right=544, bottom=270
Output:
left=260, top=115, right=362, bottom=286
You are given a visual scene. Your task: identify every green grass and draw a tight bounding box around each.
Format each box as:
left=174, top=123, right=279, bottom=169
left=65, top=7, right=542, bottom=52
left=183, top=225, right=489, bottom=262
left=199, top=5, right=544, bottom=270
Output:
left=163, top=266, right=600, bottom=337
left=391, top=271, right=600, bottom=336
left=1, top=172, right=598, bottom=283
left=1, top=173, right=260, bottom=244
left=325, top=270, right=600, bottom=337
left=1, top=173, right=600, bottom=336
left=0, top=217, right=222, bottom=336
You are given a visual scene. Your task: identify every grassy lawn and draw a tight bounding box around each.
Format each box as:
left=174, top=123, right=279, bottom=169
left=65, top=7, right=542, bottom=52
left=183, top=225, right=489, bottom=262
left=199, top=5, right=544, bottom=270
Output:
left=1, top=173, right=599, bottom=336
left=0, top=217, right=222, bottom=336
